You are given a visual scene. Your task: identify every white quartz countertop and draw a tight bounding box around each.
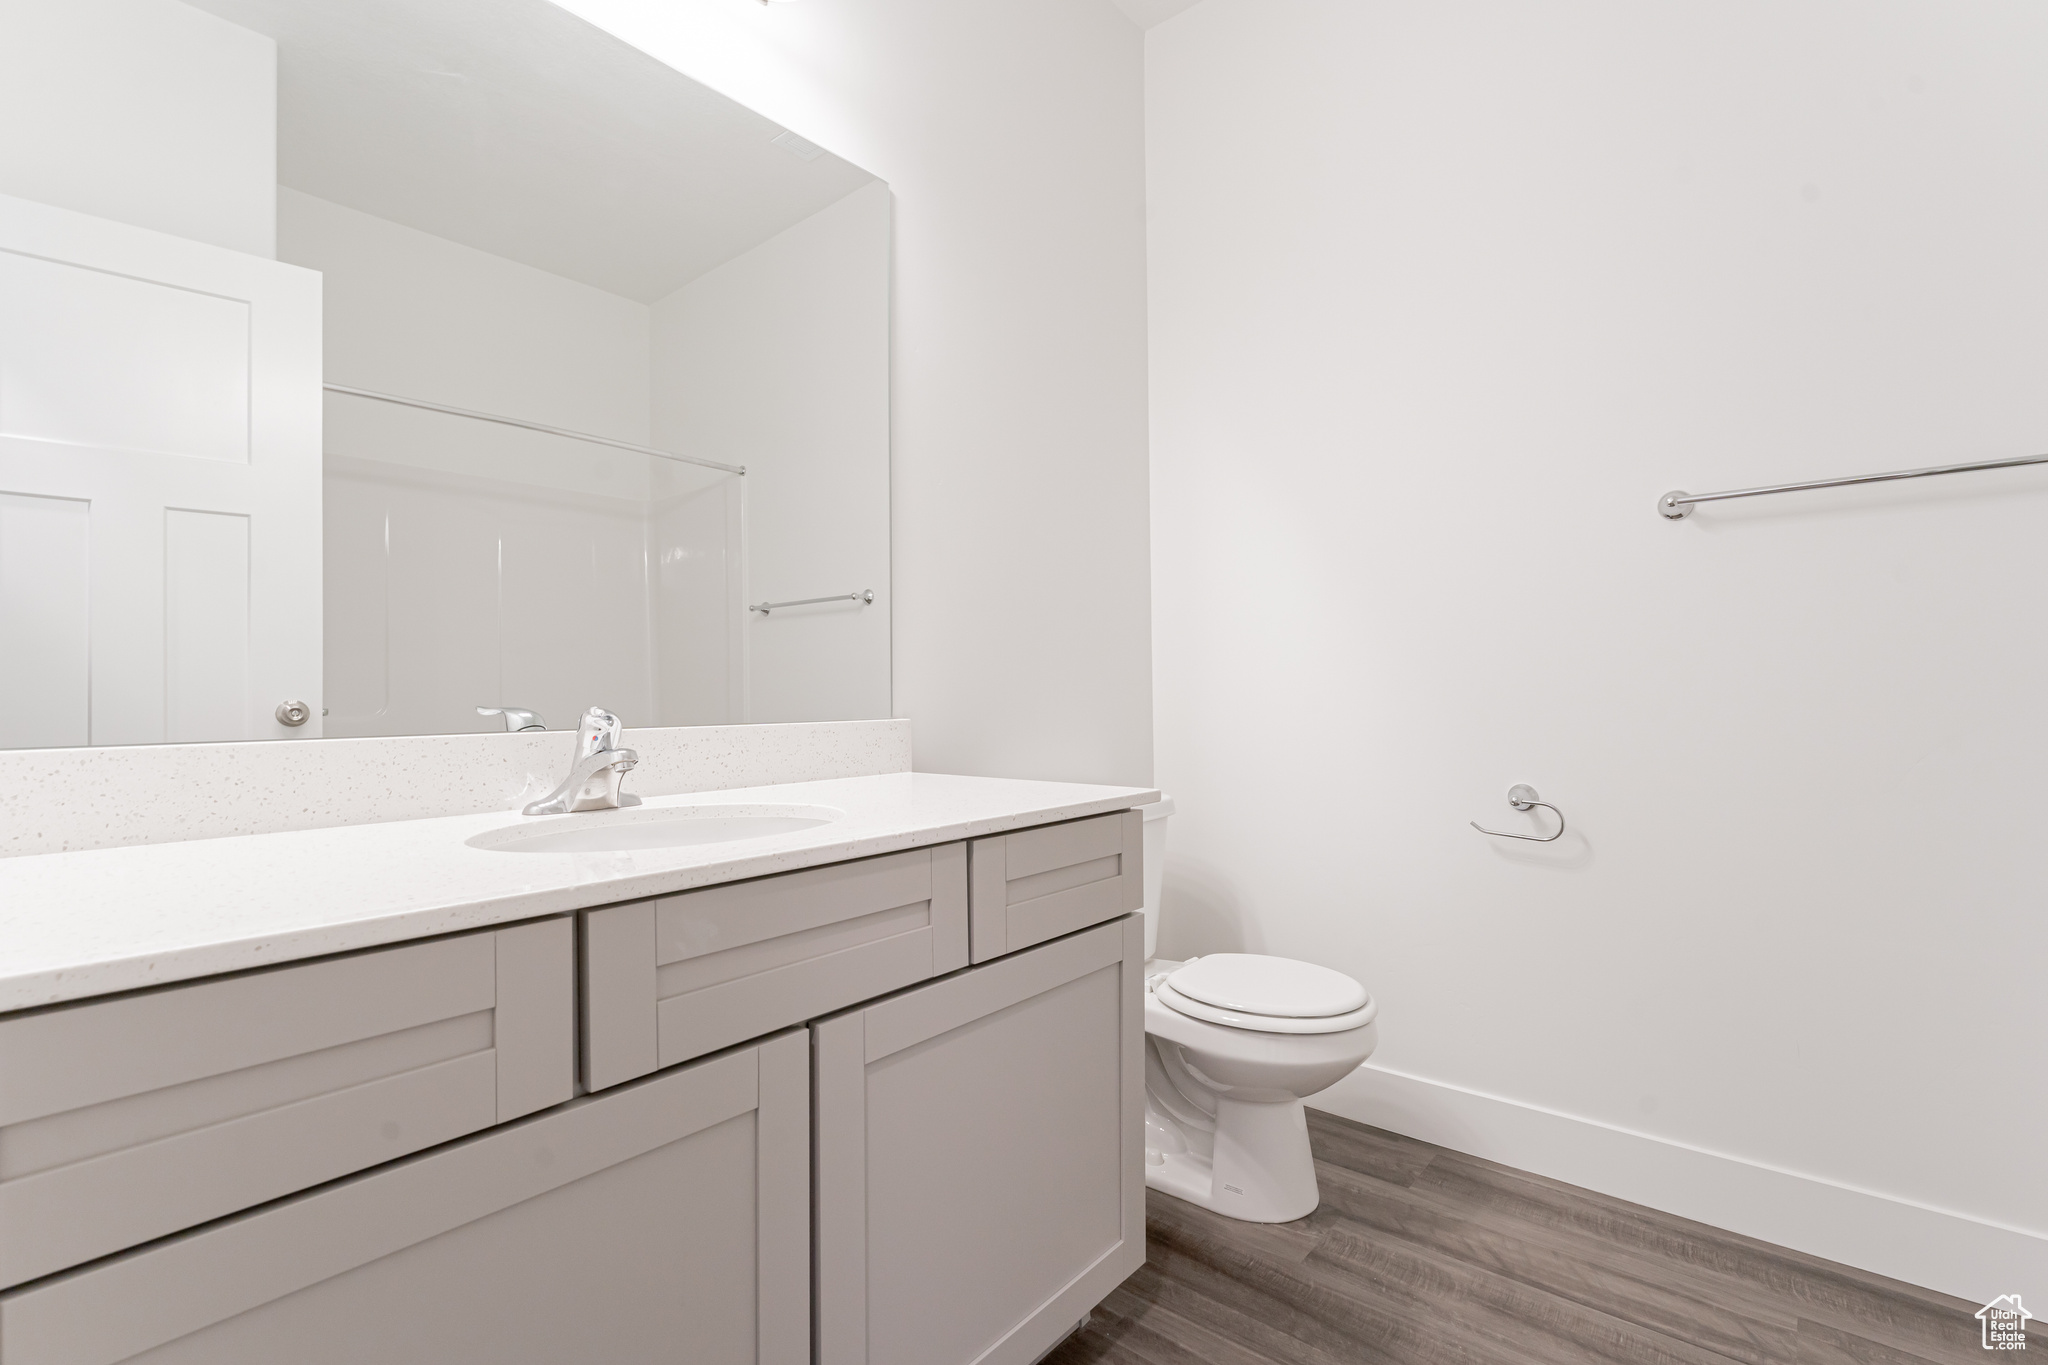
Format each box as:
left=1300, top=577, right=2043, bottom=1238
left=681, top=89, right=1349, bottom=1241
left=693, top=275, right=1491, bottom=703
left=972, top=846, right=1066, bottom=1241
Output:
left=0, top=771, right=1157, bottom=1011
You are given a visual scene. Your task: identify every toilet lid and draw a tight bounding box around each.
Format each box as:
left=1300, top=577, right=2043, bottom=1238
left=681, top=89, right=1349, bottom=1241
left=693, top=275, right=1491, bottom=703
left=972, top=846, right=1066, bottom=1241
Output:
left=1166, top=954, right=1369, bottom=1019
left=1151, top=977, right=1377, bottom=1035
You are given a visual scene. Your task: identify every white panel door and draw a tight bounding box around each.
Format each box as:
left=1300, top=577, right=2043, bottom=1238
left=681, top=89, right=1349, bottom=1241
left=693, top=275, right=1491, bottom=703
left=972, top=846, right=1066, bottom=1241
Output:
left=0, top=190, right=322, bottom=746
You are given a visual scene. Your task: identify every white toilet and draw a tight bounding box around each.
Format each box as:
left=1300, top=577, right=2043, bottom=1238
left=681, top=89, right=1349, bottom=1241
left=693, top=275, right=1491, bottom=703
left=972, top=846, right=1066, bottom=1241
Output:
left=1137, top=798, right=1379, bottom=1224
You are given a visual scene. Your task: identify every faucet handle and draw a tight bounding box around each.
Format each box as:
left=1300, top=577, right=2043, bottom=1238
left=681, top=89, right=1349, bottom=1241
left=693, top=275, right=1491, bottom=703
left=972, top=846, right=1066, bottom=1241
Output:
left=478, top=706, right=546, bottom=732
left=576, top=707, right=624, bottom=757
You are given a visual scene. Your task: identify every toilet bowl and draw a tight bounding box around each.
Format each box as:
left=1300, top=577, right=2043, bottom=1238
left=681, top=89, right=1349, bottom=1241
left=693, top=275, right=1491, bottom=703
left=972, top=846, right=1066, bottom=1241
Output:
left=1137, top=799, right=1378, bottom=1224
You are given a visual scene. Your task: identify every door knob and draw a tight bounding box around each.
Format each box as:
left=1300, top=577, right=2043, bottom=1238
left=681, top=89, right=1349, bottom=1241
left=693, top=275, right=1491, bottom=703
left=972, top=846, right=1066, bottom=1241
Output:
left=275, top=700, right=312, bottom=727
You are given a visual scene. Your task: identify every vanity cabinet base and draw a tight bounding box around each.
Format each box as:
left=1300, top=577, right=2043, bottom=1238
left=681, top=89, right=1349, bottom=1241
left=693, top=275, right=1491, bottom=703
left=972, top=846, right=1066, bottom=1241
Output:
left=0, top=1031, right=809, bottom=1365
left=814, top=915, right=1145, bottom=1365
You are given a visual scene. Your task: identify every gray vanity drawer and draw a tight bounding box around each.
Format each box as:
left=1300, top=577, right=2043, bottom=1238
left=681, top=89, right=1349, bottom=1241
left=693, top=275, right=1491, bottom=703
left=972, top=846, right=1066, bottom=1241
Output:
left=0, top=918, right=573, bottom=1291
left=581, top=844, right=969, bottom=1092
left=967, top=811, right=1143, bottom=963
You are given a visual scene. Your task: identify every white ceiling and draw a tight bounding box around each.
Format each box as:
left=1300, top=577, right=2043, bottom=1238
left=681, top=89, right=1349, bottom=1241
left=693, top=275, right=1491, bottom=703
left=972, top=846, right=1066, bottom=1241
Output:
left=1110, top=0, right=1208, bottom=30
left=187, top=0, right=878, bottom=302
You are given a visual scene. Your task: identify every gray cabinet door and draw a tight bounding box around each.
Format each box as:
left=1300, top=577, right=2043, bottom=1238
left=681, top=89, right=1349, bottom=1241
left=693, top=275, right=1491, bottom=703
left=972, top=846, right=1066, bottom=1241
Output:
left=0, top=917, right=573, bottom=1289
left=814, top=916, right=1145, bottom=1365
left=583, top=843, right=968, bottom=1091
left=967, top=811, right=1142, bottom=963
left=0, top=1029, right=810, bottom=1365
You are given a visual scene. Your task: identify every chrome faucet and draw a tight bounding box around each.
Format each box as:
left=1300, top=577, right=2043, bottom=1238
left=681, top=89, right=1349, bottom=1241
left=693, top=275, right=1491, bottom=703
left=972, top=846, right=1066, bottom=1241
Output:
left=523, top=708, right=641, bottom=816
left=478, top=706, right=546, bottom=732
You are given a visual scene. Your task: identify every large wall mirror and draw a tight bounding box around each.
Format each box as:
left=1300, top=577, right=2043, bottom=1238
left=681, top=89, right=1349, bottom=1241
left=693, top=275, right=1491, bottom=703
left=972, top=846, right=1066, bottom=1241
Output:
left=0, top=0, right=890, bottom=748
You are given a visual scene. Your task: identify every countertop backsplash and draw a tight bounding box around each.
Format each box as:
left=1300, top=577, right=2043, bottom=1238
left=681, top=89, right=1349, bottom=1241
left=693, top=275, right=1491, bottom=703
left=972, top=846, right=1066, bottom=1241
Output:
left=0, top=719, right=912, bottom=858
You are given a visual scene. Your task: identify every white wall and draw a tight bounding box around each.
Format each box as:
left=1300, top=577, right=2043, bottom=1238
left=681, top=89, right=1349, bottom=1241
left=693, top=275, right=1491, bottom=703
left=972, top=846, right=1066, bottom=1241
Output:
left=652, top=181, right=891, bottom=725
left=1146, top=0, right=2048, bottom=1300
left=281, top=189, right=650, bottom=443
left=557, top=0, right=1154, bottom=786
left=0, top=0, right=275, bottom=256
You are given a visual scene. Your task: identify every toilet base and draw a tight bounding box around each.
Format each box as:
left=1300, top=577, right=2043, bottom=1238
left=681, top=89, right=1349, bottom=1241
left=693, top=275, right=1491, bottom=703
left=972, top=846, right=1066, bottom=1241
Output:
left=1144, top=1094, right=1321, bottom=1224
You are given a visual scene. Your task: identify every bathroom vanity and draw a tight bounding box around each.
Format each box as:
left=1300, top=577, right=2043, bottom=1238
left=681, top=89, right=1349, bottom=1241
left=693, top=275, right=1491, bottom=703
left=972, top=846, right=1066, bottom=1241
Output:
left=0, top=0, right=1154, bottom=1356
left=0, top=771, right=1154, bottom=1365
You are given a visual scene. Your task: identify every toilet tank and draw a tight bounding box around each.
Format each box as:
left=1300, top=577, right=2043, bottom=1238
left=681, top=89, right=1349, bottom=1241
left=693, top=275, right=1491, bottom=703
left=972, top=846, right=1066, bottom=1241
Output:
left=1139, top=795, right=1174, bottom=961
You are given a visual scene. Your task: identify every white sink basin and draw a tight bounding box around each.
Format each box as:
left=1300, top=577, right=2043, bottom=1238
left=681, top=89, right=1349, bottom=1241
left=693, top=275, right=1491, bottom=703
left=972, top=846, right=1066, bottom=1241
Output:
left=467, top=804, right=840, bottom=855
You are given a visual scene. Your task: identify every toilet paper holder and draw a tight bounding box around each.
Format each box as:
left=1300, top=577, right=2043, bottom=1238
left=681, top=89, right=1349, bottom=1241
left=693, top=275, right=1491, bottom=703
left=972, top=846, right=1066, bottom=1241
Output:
left=1470, top=785, right=1566, bottom=843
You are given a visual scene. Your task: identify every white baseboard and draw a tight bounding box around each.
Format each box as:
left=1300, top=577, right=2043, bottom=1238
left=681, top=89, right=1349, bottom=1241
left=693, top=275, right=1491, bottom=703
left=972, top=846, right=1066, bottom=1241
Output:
left=1312, top=1063, right=2048, bottom=1306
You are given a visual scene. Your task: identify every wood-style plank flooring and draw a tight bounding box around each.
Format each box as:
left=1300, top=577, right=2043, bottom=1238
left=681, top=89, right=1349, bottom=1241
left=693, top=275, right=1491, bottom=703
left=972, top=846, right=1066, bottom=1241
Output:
left=1046, top=1109, right=2039, bottom=1365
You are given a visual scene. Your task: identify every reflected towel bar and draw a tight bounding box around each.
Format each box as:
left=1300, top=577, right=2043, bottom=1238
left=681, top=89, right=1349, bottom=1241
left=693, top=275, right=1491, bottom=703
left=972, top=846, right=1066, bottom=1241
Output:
left=750, top=589, right=874, bottom=615
left=323, top=384, right=745, bottom=476
left=1659, top=452, right=2048, bottom=519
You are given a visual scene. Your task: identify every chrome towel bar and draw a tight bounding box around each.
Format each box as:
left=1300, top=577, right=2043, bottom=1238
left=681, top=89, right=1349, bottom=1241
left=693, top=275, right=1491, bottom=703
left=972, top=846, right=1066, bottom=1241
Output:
left=750, top=589, right=874, bottom=615
left=1659, top=452, right=2048, bottom=519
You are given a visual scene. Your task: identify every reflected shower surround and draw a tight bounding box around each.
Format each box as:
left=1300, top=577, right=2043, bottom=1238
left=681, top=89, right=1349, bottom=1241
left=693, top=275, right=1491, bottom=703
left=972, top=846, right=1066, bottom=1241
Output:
left=321, top=386, right=746, bottom=739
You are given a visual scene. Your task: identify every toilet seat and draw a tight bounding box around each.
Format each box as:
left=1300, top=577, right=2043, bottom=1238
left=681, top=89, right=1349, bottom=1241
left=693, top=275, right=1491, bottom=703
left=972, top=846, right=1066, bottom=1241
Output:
left=1152, top=955, right=1376, bottom=1035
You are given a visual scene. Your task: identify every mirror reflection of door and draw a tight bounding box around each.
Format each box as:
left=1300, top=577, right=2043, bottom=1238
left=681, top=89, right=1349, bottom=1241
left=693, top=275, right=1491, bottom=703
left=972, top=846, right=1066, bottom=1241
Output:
left=0, top=0, right=891, bottom=750
left=0, top=195, right=323, bottom=747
